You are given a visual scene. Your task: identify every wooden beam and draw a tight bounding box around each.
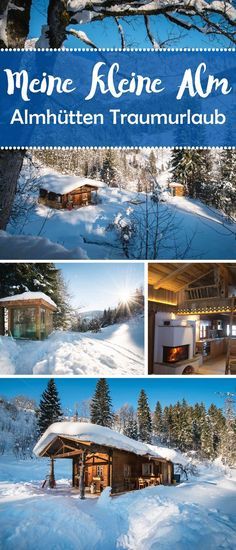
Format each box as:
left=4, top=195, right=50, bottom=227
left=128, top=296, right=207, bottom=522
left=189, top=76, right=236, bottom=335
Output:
left=153, top=263, right=189, bottom=290
left=79, top=451, right=86, bottom=500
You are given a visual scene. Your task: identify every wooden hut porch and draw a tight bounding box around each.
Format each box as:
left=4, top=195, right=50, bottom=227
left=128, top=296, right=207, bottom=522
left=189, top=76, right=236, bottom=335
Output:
left=38, top=434, right=174, bottom=499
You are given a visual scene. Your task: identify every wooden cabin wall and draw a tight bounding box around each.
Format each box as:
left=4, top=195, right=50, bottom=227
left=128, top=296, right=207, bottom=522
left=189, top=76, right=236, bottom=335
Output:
left=112, top=450, right=163, bottom=494
left=72, top=454, right=110, bottom=490
left=0, top=307, right=4, bottom=335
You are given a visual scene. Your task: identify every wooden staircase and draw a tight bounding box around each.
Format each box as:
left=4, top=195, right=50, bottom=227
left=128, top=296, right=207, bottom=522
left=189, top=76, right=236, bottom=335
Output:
left=225, top=296, right=236, bottom=375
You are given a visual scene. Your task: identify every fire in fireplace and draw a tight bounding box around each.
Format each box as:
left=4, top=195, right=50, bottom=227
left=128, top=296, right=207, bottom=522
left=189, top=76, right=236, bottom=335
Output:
left=163, top=345, right=189, bottom=364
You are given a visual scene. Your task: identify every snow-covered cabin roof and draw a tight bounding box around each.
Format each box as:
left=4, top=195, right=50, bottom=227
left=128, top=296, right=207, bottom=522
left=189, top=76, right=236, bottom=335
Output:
left=0, top=291, right=57, bottom=309
left=39, top=174, right=105, bottom=195
left=169, top=182, right=184, bottom=188
left=33, top=421, right=180, bottom=463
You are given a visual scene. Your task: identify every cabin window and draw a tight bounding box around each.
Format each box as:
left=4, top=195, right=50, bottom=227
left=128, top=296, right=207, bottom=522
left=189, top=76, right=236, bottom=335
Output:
left=48, top=192, right=57, bottom=201
left=12, top=307, right=36, bottom=339
left=227, top=324, right=236, bottom=336
left=82, top=193, right=88, bottom=202
left=124, top=464, right=131, bottom=477
left=97, top=466, right=103, bottom=477
left=142, top=463, right=154, bottom=476
left=39, top=189, right=47, bottom=198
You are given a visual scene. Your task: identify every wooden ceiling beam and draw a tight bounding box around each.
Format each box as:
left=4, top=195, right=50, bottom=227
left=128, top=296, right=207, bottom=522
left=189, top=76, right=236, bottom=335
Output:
left=153, top=263, right=190, bottom=290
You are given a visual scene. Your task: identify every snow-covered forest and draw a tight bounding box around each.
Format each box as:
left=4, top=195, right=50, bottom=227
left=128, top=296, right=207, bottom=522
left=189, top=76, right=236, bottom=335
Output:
left=1, top=148, right=236, bottom=260
left=1, top=379, right=235, bottom=466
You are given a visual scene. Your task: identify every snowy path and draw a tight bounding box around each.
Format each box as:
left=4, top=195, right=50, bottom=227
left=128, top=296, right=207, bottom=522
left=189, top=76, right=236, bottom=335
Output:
left=0, top=319, right=144, bottom=376
left=0, top=457, right=235, bottom=550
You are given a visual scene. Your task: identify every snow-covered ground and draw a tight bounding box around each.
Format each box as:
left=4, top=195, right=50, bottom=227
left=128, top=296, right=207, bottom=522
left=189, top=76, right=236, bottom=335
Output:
left=0, top=317, right=144, bottom=375
left=0, top=456, right=235, bottom=549
left=3, top=180, right=236, bottom=259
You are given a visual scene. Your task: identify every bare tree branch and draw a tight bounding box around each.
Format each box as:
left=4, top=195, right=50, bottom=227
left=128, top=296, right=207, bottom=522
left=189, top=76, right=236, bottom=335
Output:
left=67, top=1, right=236, bottom=44
left=114, top=17, right=126, bottom=49
left=144, top=15, right=159, bottom=49
left=66, top=28, right=97, bottom=48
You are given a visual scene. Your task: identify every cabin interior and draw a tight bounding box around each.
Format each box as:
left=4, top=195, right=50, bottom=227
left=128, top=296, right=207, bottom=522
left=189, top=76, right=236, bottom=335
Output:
left=148, top=262, right=236, bottom=375
left=39, top=436, right=174, bottom=497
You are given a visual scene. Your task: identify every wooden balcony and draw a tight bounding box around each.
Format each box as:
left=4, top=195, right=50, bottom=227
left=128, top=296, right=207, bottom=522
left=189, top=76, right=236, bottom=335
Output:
left=177, top=297, right=233, bottom=315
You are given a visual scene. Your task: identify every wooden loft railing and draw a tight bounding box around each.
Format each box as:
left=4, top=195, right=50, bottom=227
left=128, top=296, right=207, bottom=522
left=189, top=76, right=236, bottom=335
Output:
left=177, top=297, right=233, bottom=315
left=185, top=285, right=219, bottom=301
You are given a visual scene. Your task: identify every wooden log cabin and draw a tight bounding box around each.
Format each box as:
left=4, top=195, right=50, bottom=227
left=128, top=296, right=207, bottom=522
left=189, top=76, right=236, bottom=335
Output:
left=33, top=422, right=175, bottom=498
left=0, top=291, right=57, bottom=340
left=148, top=262, right=236, bottom=376
left=168, top=183, right=185, bottom=197
left=38, top=174, right=104, bottom=209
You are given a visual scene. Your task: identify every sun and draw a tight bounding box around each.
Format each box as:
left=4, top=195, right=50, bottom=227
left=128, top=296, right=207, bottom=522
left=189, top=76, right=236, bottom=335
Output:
left=118, top=287, right=132, bottom=305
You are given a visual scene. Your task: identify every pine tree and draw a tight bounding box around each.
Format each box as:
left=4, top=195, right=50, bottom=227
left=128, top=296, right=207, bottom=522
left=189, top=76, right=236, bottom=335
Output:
left=137, top=389, right=152, bottom=443
left=101, top=151, right=118, bottom=187
left=192, top=402, right=207, bottom=452
left=90, top=379, right=113, bottom=427
left=37, top=379, right=63, bottom=435
left=171, top=149, right=212, bottom=198
left=152, top=400, right=163, bottom=440
left=208, top=404, right=225, bottom=458
left=147, top=151, right=157, bottom=177
left=220, top=393, right=236, bottom=467
left=200, top=417, right=214, bottom=459
left=0, top=263, right=71, bottom=329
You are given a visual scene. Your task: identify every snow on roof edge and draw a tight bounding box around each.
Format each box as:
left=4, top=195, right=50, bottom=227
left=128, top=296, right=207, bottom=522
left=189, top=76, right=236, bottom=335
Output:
left=33, top=421, right=184, bottom=464
left=38, top=174, right=105, bottom=194
left=0, top=291, right=57, bottom=309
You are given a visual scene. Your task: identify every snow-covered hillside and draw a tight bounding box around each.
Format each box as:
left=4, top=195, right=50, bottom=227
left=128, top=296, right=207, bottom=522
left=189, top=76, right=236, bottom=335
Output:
left=3, top=181, right=236, bottom=260
left=0, top=317, right=144, bottom=376
left=0, top=456, right=235, bottom=550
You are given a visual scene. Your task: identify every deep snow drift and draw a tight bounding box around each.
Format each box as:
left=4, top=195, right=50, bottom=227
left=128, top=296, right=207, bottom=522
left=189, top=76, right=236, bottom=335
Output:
left=0, top=317, right=144, bottom=376
left=4, top=179, right=236, bottom=259
left=0, top=456, right=235, bottom=550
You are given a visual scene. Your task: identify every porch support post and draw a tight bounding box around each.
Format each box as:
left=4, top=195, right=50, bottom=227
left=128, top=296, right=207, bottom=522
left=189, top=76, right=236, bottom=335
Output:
left=35, top=306, right=41, bottom=340
left=0, top=306, right=4, bottom=335
left=79, top=451, right=86, bottom=499
left=49, top=458, right=56, bottom=488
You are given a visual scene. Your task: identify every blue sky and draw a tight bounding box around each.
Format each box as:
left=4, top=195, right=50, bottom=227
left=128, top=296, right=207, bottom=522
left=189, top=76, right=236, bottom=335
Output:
left=30, top=1, right=230, bottom=49
left=1, top=378, right=235, bottom=412
left=55, top=262, right=144, bottom=311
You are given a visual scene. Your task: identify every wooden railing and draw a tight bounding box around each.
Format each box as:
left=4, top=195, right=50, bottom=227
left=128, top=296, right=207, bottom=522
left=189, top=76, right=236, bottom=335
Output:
left=177, top=297, right=233, bottom=314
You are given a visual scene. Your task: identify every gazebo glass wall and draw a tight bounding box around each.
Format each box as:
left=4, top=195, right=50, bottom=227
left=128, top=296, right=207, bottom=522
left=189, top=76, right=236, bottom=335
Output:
left=12, top=307, right=36, bottom=339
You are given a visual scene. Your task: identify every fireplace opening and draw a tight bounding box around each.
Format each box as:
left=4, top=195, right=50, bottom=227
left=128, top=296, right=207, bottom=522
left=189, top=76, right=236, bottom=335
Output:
left=163, top=345, right=189, bottom=364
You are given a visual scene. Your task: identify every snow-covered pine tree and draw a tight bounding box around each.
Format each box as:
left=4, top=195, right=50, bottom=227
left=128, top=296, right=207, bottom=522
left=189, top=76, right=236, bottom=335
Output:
left=101, top=151, right=119, bottom=187
left=220, top=393, right=236, bottom=467
left=208, top=404, right=225, bottom=458
left=116, top=404, right=138, bottom=440
left=170, top=149, right=212, bottom=198
left=192, top=402, right=207, bottom=452
left=200, top=417, right=215, bottom=459
left=147, top=151, right=157, bottom=177
left=176, top=399, right=193, bottom=452
left=137, top=389, right=152, bottom=443
left=0, top=263, right=71, bottom=330
left=90, top=379, right=113, bottom=427
left=152, top=400, right=163, bottom=440
left=161, top=405, right=174, bottom=446
left=37, top=379, right=63, bottom=435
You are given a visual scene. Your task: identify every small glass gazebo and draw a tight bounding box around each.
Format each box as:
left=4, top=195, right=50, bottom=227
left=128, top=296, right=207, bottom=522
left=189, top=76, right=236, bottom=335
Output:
left=0, top=292, right=57, bottom=340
